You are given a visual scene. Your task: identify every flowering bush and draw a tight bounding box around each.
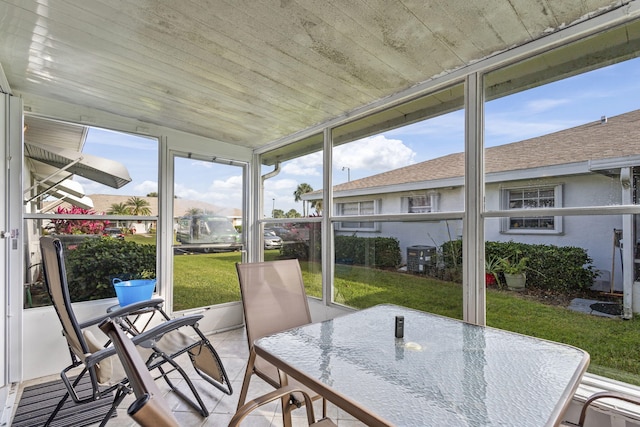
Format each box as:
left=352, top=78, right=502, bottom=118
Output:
left=46, top=206, right=110, bottom=235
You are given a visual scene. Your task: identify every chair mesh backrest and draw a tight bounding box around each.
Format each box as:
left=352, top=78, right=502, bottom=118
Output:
left=236, top=259, right=312, bottom=347
left=40, top=236, right=88, bottom=360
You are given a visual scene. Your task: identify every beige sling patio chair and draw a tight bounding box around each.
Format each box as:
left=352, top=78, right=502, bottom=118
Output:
left=39, top=236, right=232, bottom=426
left=100, top=317, right=335, bottom=427
left=563, top=391, right=640, bottom=426
left=99, top=318, right=179, bottom=427
left=235, top=259, right=326, bottom=426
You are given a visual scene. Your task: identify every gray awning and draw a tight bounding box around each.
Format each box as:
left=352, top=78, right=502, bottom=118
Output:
left=25, top=176, right=95, bottom=210
left=42, top=190, right=94, bottom=211
left=25, top=142, right=132, bottom=189
left=43, top=179, right=85, bottom=198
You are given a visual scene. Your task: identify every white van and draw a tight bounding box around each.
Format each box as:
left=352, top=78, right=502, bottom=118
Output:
left=175, top=215, right=241, bottom=252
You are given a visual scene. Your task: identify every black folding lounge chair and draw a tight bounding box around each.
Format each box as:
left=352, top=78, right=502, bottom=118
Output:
left=39, top=236, right=232, bottom=426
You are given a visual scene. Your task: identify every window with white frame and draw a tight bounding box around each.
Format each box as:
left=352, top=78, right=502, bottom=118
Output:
left=502, top=185, right=562, bottom=233
left=402, top=192, right=440, bottom=213
left=335, top=200, right=379, bottom=231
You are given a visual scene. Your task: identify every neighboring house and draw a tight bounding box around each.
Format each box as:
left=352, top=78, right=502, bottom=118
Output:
left=40, top=194, right=241, bottom=234
left=307, top=109, right=640, bottom=293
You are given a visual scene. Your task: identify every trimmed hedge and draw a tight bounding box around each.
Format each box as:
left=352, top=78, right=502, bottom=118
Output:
left=439, top=239, right=597, bottom=292
left=64, top=237, right=156, bottom=302
left=282, top=232, right=402, bottom=269
left=280, top=223, right=322, bottom=260
left=334, top=235, right=402, bottom=269
left=485, top=241, right=597, bottom=292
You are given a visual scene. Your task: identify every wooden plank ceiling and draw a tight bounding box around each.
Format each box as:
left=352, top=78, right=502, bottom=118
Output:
left=0, top=0, right=628, bottom=150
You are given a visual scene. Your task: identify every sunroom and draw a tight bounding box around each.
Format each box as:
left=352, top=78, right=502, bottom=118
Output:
left=2, top=1, right=640, bottom=425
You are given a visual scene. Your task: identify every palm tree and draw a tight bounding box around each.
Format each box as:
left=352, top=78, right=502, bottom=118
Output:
left=107, top=202, right=131, bottom=215
left=311, top=199, right=322, bottom=215
left=106, top=202, right=131, bottom=228
left=126, top=196, right=151, bottom=216
left=186, top=207, right=203, bottom=216
left=285, top=209, right=301, bottom=218
left=293, top=183, right=313, bottom=217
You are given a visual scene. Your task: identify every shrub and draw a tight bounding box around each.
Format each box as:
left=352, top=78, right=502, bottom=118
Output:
left=45, top=206, right=110, bottom=235
left=440, top=239, right=463, bottom=269
left=436, top=239, right=596, bottom=292
left=485, top=241, right=596, bottom=292
left=280, top=223, right=322, bottom=260
left=64, top=237, right=156, bottom=302
left=281, top=233, right=402, bottom=268
left=282, top=241, right=311, bottom=260
left=334, top=235, right=402, bottom=269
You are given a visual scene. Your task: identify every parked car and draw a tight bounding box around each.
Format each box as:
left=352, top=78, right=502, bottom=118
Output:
left=265, top=226, right=291, bottom=240
left=264, top=231, right=283, bottom=250
left=103, top=227, right=125, bottom=240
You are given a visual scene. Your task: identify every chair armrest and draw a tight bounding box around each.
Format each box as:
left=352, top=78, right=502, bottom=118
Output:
left=129, top=313, right=204, bottom=347
left=105, top=298, right=167, bottom=319
left=78, top=298, right=166, bottom=328
left=229, top=385, right=316, bottom=427
left=84, top=314, right=204, bottom=367
left=127, top=393, right=179, bottom=427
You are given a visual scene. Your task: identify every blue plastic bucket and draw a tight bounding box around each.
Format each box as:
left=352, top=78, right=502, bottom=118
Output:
left=112, top=278, right=156, bottom=306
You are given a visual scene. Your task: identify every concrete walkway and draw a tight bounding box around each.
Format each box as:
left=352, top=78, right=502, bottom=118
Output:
left=567, top=298, right=621, bottom=318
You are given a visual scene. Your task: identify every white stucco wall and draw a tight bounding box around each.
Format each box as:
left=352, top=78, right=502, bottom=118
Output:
left=335, top=173, right=627, bottom=291
left=334, top=188, right=464, bottom=266
left=486, top=174, right=624, bottom=290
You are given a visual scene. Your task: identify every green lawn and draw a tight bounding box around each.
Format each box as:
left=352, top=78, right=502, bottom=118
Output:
left=125, top=234, right=158, bottom=245
left=173, top=251, right=243, bottom=309
left=171, top=250, right=640, bottom=385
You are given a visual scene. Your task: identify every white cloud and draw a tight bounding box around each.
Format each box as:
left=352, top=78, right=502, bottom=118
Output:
left=173, top=183, right=201, bottom=200
left=485, top=116, right=582, bottom=146
left=205, top=176, right=242, bottom=205
left=282, top=162, right=321, bottom=176
left=281, top=152, right=322, bottom=176
left=133, top=180, right=158, bottom=195
left=524, top=98, right=571, bottom=113
left=208, top=175, right=242, bottom=191
left=265, top=178, right=299, bottom=191
left=174, top=175, right=243, bottom=208
left=334, top=135, right=416, bottom=171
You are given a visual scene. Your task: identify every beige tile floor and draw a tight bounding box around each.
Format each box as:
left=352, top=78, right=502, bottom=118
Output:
left=16, top=327, right=365, bottom=427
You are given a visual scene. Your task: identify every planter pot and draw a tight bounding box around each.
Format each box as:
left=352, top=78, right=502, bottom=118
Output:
left=504, top=273, right=526, bottom=291
left=485, top=273, right=497, bottom=286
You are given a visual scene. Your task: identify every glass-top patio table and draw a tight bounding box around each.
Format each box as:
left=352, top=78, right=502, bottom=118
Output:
left=254, top=304, right=590, bottom=426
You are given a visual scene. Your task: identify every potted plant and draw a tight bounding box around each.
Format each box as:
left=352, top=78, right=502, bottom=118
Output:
left=484, top=255, right=501, bottom=287
left=499, top=255, right=528, bottom=291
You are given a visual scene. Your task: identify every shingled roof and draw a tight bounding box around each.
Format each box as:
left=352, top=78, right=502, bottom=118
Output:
left=330, top=109, right=640, bottom=194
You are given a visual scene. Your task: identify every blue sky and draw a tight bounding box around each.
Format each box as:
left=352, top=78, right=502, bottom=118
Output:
left=77, top=56, right=640, bottom=215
